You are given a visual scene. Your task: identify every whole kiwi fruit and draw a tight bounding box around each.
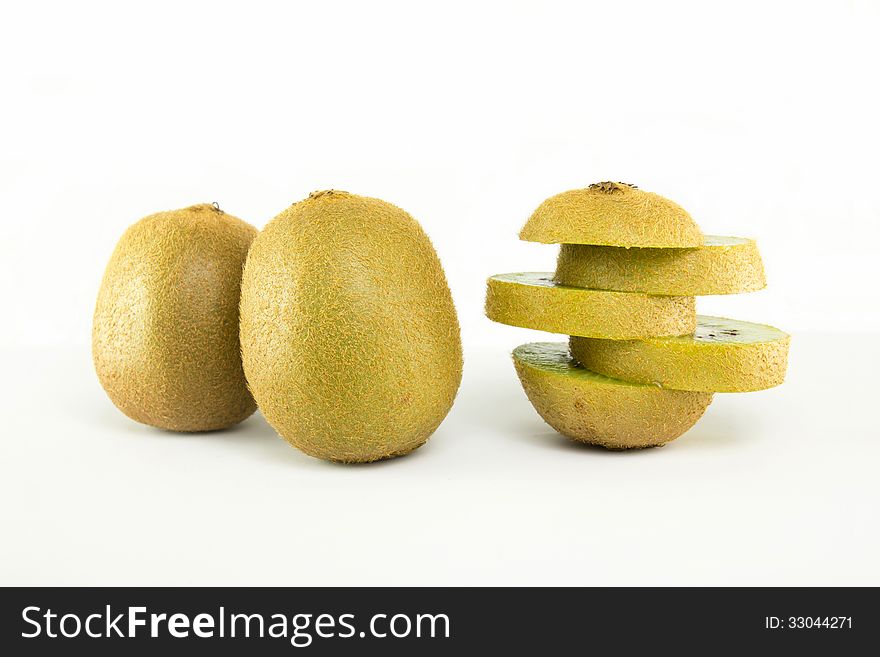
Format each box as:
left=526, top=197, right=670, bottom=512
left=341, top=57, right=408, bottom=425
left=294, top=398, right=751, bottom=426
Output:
left=93, top=203, right=258, bottom=431
left=240, top=190, right=463, bottom=463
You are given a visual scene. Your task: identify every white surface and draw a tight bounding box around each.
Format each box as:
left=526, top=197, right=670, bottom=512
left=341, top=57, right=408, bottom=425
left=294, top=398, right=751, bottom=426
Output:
left=1, top=333, right=878, bottom=586
left=1, top=0, right=879, bottom=585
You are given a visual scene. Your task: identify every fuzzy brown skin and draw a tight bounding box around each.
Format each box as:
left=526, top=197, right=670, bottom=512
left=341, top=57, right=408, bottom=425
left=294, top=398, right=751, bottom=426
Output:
left=514, top=343, right=713, bottom=449
left=555, top=236, right=767, bottom=295
left=519, top=182, right=703, bottom=247
left=93, top=204, right=258, bottom=431
left=485, top=273, right=696, bottom=339
left=239, top=191, right=463, bottom=463
left=570, top=316, right=790, bottom=393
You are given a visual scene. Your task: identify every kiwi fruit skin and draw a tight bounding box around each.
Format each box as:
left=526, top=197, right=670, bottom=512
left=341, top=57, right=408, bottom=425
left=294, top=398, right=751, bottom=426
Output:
left=485, top=272, right=696, bottom=339
left=513, top=343, right=713, bottom=449
left=555, top=236, right=767, bottom=295
left=569, top=316, right=791, bottom=393
left=93, top=204, right=258, bottom=431
left=519, top=181, right=703, bottom=247
left=239, top=191, right=463, bottom=463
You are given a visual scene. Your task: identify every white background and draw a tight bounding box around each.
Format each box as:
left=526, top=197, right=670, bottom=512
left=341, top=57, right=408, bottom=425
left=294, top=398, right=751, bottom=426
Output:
left=1, top=0, right=878, bottom=585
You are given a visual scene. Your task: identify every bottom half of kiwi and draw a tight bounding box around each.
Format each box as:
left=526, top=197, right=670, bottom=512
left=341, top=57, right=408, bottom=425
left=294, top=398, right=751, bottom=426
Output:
left=513, top=342, right=713, bottom=449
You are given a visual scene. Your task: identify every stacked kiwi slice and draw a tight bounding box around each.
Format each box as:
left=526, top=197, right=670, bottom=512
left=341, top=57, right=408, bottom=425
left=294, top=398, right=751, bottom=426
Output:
left=486, top=182, right=790, bottom=449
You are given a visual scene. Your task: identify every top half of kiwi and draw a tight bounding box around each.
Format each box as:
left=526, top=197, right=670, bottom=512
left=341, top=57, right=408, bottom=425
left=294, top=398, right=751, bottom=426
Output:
left=519, top=181, right=703, bottom=248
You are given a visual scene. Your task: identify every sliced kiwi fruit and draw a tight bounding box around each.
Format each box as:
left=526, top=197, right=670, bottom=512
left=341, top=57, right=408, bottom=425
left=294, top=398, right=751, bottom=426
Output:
left=485, top=272, right=696, bottom=339
left=555, top=236, right=766, bottom=295
left=513, top=342, right=713, bottom=449
left=569, top=316, right=790, bottom=392
left=519, top=181, right=703, bottom=247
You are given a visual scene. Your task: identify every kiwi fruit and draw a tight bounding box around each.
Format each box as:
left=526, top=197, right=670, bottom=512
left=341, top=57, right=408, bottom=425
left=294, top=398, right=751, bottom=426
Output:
left=93, top=203, right=258, bottom=431
left=485, top=272, right=696, bottom=339
left=513, top=343, right=713, bottom=448
left=239, top=190, right=462, bottom=463
left=519, top=181, right=703, bottom=247
left=490, top=180, right=787, bottom=450
left=555, top=236, right=766, bottom=295
left=570, top=316, right=790, bottom=392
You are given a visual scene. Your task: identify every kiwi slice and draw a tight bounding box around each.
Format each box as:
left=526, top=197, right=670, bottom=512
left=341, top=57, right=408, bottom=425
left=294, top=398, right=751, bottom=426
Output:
left=570, top=316, right=790, bottom=392
left=513, top=343, right=713, bottom=449
left=555, top=236, right=766, bottom=295
left=485, top=273, right=696, bottom=339
left=519, top=181, right=703, bottom=247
